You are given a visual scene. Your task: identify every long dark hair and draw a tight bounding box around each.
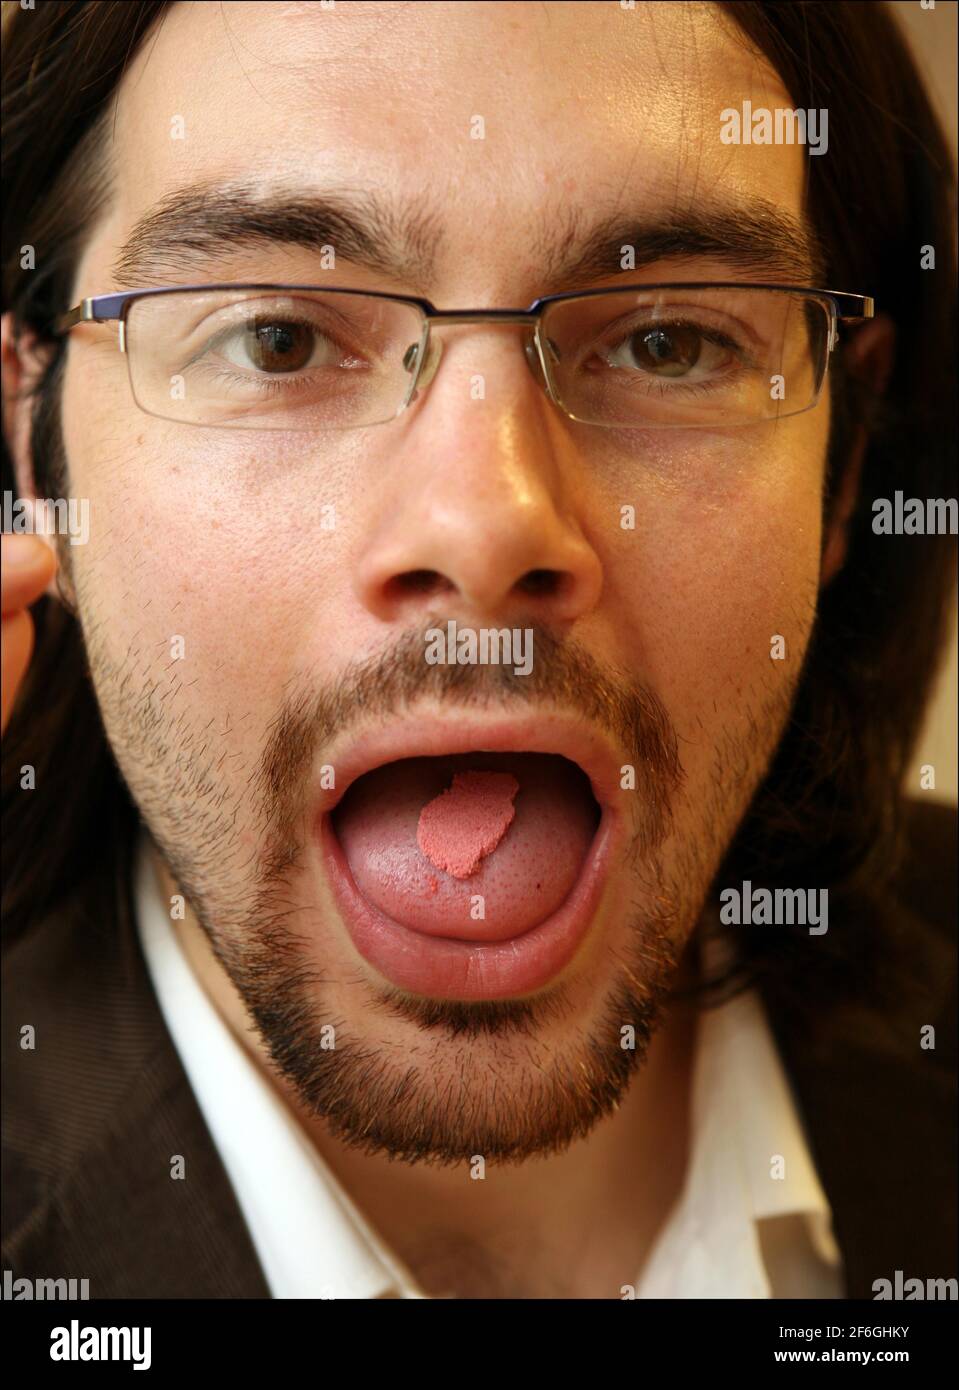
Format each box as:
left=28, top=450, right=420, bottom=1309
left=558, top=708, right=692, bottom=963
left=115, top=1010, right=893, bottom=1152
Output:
left=2, top=1, right=956, bottom=1008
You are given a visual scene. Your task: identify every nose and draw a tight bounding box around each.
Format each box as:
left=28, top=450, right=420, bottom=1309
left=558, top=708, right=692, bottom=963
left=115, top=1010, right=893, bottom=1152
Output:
left=353, top=327, right=603, bottom=628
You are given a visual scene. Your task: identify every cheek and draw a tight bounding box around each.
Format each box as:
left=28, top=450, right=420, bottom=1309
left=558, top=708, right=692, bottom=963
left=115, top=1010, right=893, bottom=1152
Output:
left=60, top=361, right=360, bottom=737
left=590, top=415, right=827, bottom=723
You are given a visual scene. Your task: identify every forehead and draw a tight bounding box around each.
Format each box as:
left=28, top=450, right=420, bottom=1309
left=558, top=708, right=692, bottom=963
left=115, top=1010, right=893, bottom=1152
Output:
left=96, top=0, right=805, bottom=295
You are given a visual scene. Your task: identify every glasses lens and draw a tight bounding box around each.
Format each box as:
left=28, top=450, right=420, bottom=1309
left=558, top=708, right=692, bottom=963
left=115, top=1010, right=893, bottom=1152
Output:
left=541, top=287, right=830, bottom=429
left=125, top=289, right=428, bottom=430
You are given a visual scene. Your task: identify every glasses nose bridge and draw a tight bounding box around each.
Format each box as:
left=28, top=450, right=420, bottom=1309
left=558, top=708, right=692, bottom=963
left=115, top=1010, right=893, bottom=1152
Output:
left=412, top=308, right=548, bottom=396
left=429, top=309, right=539, bottom=327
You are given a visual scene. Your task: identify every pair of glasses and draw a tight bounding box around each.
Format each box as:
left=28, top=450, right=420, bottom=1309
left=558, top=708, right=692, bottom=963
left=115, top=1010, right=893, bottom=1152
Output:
left=54, top=282, right=874, bottom=432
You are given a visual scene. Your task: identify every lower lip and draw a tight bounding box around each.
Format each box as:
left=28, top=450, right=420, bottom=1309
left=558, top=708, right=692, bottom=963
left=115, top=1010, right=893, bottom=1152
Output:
left=318, top=812, right=616, bottom=1000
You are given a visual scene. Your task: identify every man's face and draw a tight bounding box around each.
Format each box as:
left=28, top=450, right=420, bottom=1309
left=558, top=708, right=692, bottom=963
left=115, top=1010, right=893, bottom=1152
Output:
left=50, top=1, right=830, bottom=1161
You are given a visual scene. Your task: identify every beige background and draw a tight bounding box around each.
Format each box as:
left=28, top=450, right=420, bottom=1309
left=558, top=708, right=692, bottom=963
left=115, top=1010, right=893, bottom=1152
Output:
left=891, top=0, right=957, bottom=805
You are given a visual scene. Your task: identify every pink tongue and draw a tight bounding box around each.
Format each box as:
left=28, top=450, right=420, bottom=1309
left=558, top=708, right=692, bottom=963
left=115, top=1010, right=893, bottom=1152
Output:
left=332, top=753, right=598, bottom=940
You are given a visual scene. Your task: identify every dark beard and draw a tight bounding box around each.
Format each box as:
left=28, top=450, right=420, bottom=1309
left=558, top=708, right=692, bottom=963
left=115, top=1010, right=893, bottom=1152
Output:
left=85, top=596, right=800, bottom=1167
left=100, top=620, right=691, bottom=1166
left=216, top=864, right=684, bottom=1167
left=204, top=625, right=687, bottom=1166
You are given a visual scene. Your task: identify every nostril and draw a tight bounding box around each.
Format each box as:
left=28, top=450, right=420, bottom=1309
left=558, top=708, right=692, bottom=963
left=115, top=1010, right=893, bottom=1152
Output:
left=518, top=568, right=561, bottom=598
left=385, top=569, right=451, bottom=603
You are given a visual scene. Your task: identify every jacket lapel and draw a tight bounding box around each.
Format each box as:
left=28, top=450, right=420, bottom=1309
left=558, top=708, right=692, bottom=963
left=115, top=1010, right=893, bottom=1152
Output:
left=760, top=887, right=957, bottom=1299
left=2, top=819, right=271, bottom=1298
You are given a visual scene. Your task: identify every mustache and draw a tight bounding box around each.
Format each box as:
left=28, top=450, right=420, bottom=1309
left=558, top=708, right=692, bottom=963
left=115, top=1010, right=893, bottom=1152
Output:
left=254, top=619, right=683, bottom=843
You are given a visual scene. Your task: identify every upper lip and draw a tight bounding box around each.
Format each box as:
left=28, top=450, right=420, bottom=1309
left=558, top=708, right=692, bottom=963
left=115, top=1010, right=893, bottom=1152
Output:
left=311, top=707, right=629, bottom=820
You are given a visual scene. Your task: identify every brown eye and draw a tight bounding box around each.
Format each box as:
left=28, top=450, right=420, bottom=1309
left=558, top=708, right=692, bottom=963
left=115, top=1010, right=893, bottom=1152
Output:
left=244, top=319, right=316, bottom=373
left=630, top=325, right=703, bottom=376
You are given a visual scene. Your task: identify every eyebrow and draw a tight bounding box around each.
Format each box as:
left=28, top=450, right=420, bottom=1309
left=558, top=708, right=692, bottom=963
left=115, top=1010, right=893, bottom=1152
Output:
left=110, top=180, right=826, bottom=296
left=111, top=181, right=444, bottom=288
left=535, top=197, right=826, bottom=288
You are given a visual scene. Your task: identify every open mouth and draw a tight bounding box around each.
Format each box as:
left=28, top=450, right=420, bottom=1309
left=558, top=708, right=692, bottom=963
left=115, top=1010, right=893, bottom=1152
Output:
left=316, top=725, right=622, bottom=1001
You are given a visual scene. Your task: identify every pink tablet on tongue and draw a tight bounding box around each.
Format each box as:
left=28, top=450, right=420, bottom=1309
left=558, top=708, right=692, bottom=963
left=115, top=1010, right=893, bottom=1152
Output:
left=417, top=770, right=519, bottom=878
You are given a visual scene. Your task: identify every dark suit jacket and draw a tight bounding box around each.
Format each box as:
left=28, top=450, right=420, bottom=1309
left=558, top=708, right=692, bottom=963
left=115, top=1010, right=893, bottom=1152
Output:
left=3, top=800, right=956, bottom=1299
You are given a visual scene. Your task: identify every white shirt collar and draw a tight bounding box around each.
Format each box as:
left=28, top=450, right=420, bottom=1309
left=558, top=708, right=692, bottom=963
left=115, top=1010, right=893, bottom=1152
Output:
left=635, top=962, right=842, bottom=1297
left=134, top=831, right=426, bottom=1298
left=134, top=828, right=841, bottom=1298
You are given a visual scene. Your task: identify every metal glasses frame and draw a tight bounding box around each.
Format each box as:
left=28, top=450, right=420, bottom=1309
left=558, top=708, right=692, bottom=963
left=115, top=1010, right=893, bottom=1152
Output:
left=53, top=282, right=875, bottom=424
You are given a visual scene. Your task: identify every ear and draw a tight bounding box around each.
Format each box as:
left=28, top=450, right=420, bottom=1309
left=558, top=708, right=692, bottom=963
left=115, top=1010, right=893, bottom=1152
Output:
left=1, top=311, right=62, bottom=601
left=820, top=314, right=895, bottom=587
